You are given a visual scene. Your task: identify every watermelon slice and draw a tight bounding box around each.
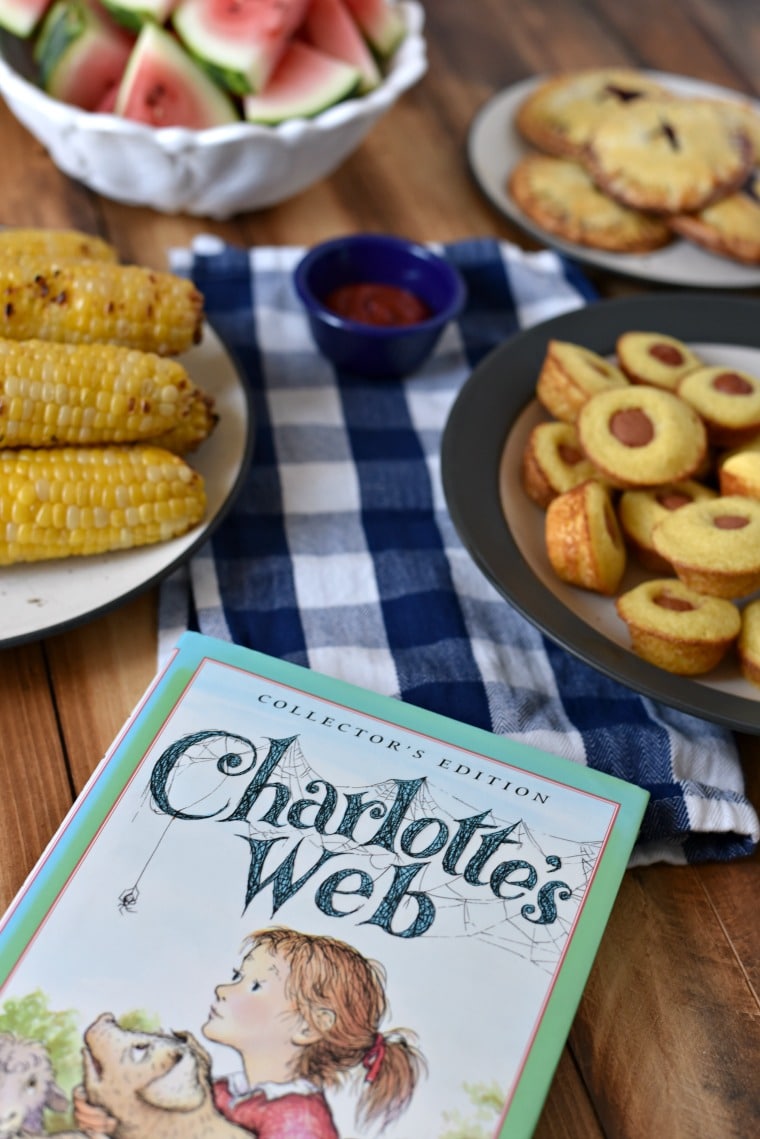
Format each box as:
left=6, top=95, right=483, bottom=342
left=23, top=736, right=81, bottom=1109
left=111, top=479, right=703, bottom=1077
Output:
left=114, top=22, right=240, bottom=127
left=243, top=38, right=359, bottom=124
left=343, top=0, right=405, bottom=57
left=300, top=0, right=380, bottom=94
left=0, top=0, right=55, bottom=38
left=34, top=0, right=135, bottom=111
left=172, top=0, right=311, bottom=95
left=101, top=0, right=177, bottom=33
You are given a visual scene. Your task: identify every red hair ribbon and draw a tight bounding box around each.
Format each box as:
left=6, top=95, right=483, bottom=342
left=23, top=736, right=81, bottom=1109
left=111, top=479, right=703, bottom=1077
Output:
left=362, top=1032, right=386, bottom=1084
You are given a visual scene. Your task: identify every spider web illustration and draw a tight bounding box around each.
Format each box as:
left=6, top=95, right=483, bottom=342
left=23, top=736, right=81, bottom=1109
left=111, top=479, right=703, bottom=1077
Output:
left=126, top=732, right=605, bottom=973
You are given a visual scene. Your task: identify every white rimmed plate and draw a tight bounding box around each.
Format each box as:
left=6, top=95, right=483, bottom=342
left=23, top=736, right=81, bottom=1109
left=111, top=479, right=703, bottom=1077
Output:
left=0, top=325, right=253, bottom=646
left=467, top=71, right=760, bottom=288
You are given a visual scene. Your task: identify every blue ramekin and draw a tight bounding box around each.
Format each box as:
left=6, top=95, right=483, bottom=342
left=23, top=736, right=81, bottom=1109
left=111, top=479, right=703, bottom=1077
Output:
left=293, top=233, right=467, bottom=379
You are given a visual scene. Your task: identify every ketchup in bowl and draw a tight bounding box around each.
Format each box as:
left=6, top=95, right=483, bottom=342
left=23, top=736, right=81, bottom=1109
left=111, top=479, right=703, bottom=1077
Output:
left=324, top=282, right=433, bottom=326
left=294, top=234, right=466, bottom=378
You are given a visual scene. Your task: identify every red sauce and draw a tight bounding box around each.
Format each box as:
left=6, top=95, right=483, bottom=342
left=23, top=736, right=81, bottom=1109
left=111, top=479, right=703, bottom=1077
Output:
left=324, top=282, right=432, bottom=327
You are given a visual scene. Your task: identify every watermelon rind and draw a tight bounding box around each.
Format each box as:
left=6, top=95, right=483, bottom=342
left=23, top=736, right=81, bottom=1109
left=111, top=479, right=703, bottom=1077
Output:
left=243, top=39, right=360, bottom=125
left=113, top=21, right=240, bottom=127
left=301, top=0, right=380, bottom=94
left=172, top=0, right=310, bottom=95
left=34, top=0, right=134, bottom=109
left=0, top=0, right=54, bottom=38
left=343, top=0, right=405, bottom=57
left=101, top=0, right=176, bottom=34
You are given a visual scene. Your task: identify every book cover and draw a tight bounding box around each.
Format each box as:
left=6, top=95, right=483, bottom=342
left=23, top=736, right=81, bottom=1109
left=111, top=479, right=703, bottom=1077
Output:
left=0, top=632, right=648, bottom=1139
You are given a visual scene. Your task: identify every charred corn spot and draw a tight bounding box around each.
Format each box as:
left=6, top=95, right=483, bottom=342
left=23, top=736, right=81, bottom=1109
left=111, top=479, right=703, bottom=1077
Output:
left=0, top=338, right=215, bottom=450
left=0, top=228, right=118, bottom=264
left=147, top=388, right=219, bottom=454
left=0, top=260, right=203, bottom=355
left=0, top=445, right=206, bottom=565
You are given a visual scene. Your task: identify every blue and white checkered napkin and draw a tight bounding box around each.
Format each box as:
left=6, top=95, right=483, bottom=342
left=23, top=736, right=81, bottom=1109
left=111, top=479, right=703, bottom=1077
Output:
left=160, top=235, right=760, bottom=867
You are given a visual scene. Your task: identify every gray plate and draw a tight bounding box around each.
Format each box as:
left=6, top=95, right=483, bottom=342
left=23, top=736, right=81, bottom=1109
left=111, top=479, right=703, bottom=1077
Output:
left=442, top=293, right=760, bottom=734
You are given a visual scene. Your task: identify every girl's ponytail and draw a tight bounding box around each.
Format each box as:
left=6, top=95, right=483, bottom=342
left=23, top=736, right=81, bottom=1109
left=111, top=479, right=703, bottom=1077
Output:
left=357, top=1027, right=426, bottom=1130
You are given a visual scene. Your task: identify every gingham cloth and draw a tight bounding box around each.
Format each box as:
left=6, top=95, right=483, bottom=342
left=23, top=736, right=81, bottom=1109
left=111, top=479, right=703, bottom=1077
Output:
left=159, top=235, right=760, bottom=867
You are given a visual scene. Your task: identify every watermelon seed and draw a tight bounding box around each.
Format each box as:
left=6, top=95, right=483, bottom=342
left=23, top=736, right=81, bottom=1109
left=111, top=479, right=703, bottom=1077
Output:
left=146, top=83, right=169, bottom=111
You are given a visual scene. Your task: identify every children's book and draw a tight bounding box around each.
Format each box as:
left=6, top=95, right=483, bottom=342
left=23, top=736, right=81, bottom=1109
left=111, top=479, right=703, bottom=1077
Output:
left=0, top=632, right=648, bottom=1139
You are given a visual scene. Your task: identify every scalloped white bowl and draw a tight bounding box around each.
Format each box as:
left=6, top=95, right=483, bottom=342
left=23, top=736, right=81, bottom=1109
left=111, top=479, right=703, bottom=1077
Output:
left=0, top=1, right=426, bottom=218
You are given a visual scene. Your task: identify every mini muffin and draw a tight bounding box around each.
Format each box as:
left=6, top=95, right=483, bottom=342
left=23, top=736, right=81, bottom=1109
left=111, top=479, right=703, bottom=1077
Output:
left=618, top=480, right=717, bottom=572
left=583, top=97, right=753, bottom=214
left=616, top=578, right=741, bottom=675
left=616, top=331, right=702, bottom=391
left=576, top=385, right=708, bottom=488
left=669, top=170, right=760, bottom=265
left=508, top=155, right=673, bottom=253
left=515, top=68, right=670, bottom=159
left=737, top=597, right=760, bottom=686
left=521, top=420, right=602, bottom=508
left=536, top=339, right=629, bottom=424
left=651, top=494, right=760, bottom=598
left=545, top=479, right=626, bottom=595
left=677, top=364, right=760, bottom=447
left=719, top=447, right=760, bottom=499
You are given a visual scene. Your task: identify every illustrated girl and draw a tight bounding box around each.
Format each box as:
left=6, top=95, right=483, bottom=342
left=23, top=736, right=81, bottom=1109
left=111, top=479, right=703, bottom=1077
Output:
left=74, top=926, right=424, bottom=1138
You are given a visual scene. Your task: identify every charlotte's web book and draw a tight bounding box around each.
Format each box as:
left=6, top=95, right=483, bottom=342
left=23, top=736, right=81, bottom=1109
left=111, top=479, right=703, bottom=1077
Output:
left=0, top=632, right=647, bottom=1139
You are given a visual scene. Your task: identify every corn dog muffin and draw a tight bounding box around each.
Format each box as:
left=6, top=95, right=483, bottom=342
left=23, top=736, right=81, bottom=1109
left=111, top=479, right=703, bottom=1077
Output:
left=618, top=480, right=717, bottom=572
left=615, top=331, right=702, bottom=391
left=514, top=68, right=670, bottom=159
left=521, top=420, right=603, bottom=508
left=616, top=578, right=741, bottom=675
left=583, top=97, right=753, bottom=214
left=545, top=479, right=626, bottom=595
left=738, top=598, right=760, bottom=686
left=651, top=494, right=760, bottom=598
left=536, top=339, right=629, bottom=424
left=719, top=447, right=760, bottom=499
left=576, top=385, right=708, bottom=488
left=508, top=155, right=673, bottom=252
left=677, top=364, right=760, bottom=447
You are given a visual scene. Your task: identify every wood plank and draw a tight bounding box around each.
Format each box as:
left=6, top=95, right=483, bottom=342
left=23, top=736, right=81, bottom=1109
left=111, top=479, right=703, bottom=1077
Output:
left=0, top=101, right=102, bottom=232
left=571, top=865, right=760, bottom=1137
left=696, top=734, right=760, bottom=998
left=534, top=1047, right=604, bottom=1139
left=44, top=592, right=159, bottom=794
left=0, top=643, right=72, bottom=907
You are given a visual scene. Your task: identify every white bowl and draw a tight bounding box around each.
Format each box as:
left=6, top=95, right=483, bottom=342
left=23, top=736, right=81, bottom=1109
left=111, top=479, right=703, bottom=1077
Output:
left=0, top=1, right=427, bottom=219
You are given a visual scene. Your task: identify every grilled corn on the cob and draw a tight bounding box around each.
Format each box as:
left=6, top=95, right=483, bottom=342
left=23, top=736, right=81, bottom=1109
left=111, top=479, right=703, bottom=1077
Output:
left=0, top=338, right=215, bottom=450
left=0, top=228, right=118, bottom=263
left=0, top=258, right=204, bottom=355
left=148, top=388, right=219, bottom=454
left=0, top=445, right=206, bottom=565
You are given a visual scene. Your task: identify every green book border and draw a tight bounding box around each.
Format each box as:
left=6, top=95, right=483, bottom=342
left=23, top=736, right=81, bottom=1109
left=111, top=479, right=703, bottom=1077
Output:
left=0, top=631, right=649, bottom=1139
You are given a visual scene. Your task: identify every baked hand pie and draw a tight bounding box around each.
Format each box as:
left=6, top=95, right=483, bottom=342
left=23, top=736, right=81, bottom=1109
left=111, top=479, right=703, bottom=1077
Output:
left=583, top=97, right=753, bottom=214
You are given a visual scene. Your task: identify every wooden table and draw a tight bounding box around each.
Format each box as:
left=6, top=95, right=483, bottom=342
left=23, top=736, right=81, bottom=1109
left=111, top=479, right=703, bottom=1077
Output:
left=1, top=2, right=759, bottom=1136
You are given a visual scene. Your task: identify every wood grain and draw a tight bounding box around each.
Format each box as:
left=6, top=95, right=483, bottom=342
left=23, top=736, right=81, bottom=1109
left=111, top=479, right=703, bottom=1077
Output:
left=0, top=2, right=758, bottom=1136
left=0, top=644, right=72, bottom=896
